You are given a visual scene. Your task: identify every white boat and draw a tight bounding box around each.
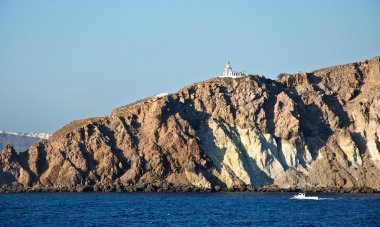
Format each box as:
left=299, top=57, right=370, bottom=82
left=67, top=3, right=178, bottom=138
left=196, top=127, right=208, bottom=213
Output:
left=292, top=193, right=319, bottom=200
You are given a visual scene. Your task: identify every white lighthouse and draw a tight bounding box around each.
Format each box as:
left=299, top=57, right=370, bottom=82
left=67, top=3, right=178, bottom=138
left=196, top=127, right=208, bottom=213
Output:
left=219, top=61, right=246, bottom=78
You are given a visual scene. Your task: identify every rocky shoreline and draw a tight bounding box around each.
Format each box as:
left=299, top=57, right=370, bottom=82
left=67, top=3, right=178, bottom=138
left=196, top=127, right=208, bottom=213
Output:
left=1, top=184, right=378, bottom=194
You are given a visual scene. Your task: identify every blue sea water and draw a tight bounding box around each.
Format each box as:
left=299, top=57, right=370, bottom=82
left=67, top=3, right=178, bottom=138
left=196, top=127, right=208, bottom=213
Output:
left=0, top=193, right=379, bottom=226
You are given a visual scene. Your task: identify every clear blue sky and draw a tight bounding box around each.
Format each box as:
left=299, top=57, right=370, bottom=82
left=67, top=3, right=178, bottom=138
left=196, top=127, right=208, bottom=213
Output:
left=1, top=0, right=379, bottom=133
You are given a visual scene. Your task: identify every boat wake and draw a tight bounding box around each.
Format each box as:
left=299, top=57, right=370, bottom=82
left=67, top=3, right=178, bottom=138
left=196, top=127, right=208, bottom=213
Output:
left=317, top=198, right=334, bottom=200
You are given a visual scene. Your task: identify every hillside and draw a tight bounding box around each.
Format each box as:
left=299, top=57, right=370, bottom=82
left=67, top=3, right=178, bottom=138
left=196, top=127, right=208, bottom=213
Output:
left=1, top=56, right=380, bottom=192
left=0, top=130, right=49, bottom=153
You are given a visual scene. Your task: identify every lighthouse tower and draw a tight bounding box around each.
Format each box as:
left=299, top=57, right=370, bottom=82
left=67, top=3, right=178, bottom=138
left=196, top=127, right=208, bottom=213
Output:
left=220, top=61, right=245, bottom=78
left=223, top=61, right=233, bottom=77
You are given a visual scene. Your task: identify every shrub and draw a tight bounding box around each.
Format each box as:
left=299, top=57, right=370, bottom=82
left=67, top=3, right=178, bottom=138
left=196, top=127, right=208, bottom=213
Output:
left=277, top=73, right=289, bottom=80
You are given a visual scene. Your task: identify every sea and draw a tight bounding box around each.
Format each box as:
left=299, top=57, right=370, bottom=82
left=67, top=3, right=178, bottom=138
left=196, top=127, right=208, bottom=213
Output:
left=0, top=192, right=379, bottom=226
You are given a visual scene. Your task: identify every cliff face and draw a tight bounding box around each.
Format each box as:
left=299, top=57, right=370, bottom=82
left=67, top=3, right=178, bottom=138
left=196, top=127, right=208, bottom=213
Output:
left=1, top=56, right=380, bottom=192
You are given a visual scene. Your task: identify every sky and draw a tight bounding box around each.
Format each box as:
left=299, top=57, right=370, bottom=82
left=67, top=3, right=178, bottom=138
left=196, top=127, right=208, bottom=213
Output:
left=0, top=0, right=379, bottom=133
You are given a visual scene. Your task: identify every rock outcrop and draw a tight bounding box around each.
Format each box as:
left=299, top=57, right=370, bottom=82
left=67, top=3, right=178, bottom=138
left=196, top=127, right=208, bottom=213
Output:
left=1, top=56, right=380, bottom=192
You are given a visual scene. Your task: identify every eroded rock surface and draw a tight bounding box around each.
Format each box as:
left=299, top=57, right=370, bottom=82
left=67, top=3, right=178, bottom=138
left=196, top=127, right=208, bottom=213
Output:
left=1, top=56, right=380, bottom=192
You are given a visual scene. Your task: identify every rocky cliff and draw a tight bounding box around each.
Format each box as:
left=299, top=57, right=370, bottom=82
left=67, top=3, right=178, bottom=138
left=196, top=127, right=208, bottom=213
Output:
left=1, top=56, right=380, bottom=192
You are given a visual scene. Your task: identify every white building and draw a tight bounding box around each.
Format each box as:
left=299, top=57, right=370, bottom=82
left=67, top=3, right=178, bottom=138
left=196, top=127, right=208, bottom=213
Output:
left=219, top=61, right=246, bottom=78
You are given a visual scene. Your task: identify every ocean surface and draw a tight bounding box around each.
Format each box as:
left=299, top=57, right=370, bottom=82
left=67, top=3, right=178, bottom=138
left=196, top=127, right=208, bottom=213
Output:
left=1, top=192, right=379, bottom=226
